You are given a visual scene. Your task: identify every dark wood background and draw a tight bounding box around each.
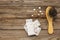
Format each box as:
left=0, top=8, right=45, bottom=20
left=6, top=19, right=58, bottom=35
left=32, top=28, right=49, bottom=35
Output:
left=0, top=0, right=60, bottom=40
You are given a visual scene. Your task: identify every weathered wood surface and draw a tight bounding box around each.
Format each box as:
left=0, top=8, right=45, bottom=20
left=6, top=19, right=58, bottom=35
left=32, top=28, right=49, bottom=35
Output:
left=0, top=7, right=60, bottom=19
left=0, top=19, right=60, bottom=30
left=0, top=0, right=60, bottom=7
left=0, top=30, right=60, bottom=40
left=0, top=0, right=60, bottom=40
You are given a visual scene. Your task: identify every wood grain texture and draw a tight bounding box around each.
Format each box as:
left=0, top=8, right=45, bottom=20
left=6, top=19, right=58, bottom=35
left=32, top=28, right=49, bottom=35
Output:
left=0, top=0, right=60, bottom=7
left=0, top=30, right=59, bottom=37
left=0, top=0, right=60, bottom=40
left=0, top=7, right=60, bottom=19
left=0, top=30, right=60, bottom=40
left=0, top=19, right=60, bottom=30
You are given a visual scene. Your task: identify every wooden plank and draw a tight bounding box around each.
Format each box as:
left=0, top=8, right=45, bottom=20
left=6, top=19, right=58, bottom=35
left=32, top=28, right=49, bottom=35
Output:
left=0, top=0, right=23, bottom=6
left=0, top=6, right=60, bottom=12
left=0, top=19, right=25, bottom=26
left=0, top=6, right=59, bottom=19
left=0, top=0, right=59, bottom=7
left=0, top=37, right=60, bottom=40
left=0, top=19, right=60, bottom=29
left=23, top=0, right=60, bottom=7
left=0, top=30, right=59, bottom=38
